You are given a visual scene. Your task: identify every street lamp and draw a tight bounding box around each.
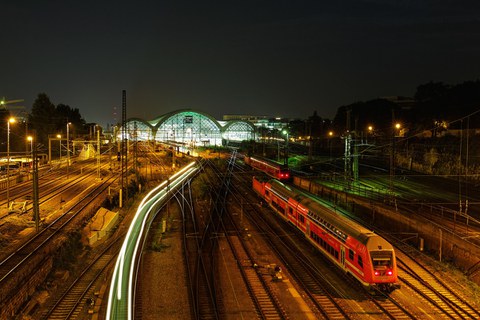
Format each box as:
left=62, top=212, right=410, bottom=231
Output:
left=7, top=117, right=16, bottom=208
left=57, top=134, right=62, bottom=166
left=328, top=131, right=333, bottom=160
left=27, top=136, right=33, bottom=162
left=282, top=129, right=289, bottom=166
left=28, top=133, right=40, bottom=232
left=390, top=122, right=402, bottom=193
left=367, top=125, right=373, bottom=143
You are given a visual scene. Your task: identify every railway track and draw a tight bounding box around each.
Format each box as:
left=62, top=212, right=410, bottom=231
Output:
left=224, top=235, right=287, bottom=319
left=0, top=172, right=119, bottom=318
left=40, top=235, right=123, bottom=319
left=214, top=160, right=288, bottom=319
left=321, top=172, right=480, bottom=318
left=395, top=250, right=480, bottom=319
left=229, top=172, right=352, bottom=319
left=231, top=161, right=421, bottom=319
left=0, top=159, right=111, bottom=221
left=182, top=159, right=220, bottom=319
left=236, top=155, right=480, bottom=318
left=183, top=153, right=289, bottom=319
left=366, top=289, right=416, bottom=320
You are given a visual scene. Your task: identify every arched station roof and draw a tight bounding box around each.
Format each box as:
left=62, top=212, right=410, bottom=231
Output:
left=122, top=109, right=255, bottom=146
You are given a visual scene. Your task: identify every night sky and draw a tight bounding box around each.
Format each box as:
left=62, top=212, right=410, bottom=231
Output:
left=2, top=1, right=480, bottom=127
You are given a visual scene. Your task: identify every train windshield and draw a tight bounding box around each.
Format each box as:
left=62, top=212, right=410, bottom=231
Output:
left=371, top=251, right=393, bottom=269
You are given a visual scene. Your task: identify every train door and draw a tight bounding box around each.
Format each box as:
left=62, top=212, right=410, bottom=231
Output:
left=340, top=246, right=346, bottom=270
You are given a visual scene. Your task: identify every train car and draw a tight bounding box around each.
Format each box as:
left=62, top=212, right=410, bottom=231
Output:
left=244, top=155, right=291, bottom=181
left=253, top=177, right=399, bottom=291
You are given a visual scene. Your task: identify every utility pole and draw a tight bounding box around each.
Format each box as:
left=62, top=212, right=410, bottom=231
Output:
left=32, top=131, right=40, bottom=232
left=390, top=109, right=396, bottom=196
left=344, top=109, right=352, bottom=187
left=344, top=133, right=352, bottom=183
left=97, top=126, right=101, bottom=179
left=134, top=121, right=138, bottom=184
left=353, top=118, right=359, bottom=183
left=67, top=122, right=71, bottom=178
left=122, top=90, right=128, bottom=202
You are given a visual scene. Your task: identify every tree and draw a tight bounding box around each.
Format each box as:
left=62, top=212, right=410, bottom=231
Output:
left=333, top=99, right=400, bottom=136
left=28, top=93, right=87, bottom=149
left=414, top=81, right=449, bottom=102
left=29, top=93, right=56, bottom=147
left=412, top=80, right=480, bottom=131
left=55, top=103, right=86, bottom=135
left=307, top=111, right=325, bottom=137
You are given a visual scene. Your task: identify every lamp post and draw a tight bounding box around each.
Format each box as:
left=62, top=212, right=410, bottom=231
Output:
left=57, top=134, right=62, bottom=166
left=282, top=129, right=289, bottom=166
left=6, top=117, right=15, bottom=208
left=27, top=135, right=33, bottom=164
left=367, top=125, right=373, bottom=143
left=67, top=122, right=71, bottom=178
left=328, top=131, right=333, bottom=161
left=390, top=122, right=401, bottom=194
left=29, top=133, right=40, bottom=232
left=394, top=123, right=402, bottom=167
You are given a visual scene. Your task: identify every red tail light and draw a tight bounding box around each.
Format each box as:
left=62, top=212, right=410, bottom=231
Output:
left=386, top=270, right=393, bottom=276
left=374, top=271, right=380, bottom=276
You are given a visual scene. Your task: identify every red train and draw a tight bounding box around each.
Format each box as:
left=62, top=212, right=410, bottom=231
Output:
left=244, top=156, right=291, bottom=181
left=253, top=176, right=399, bottom=291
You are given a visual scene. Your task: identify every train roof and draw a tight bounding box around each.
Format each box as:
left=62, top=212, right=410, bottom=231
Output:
left=267, top=179, right=378, bottom=245
left=247, top=155, right=289, bottom=168
left=267, top=179, right=299, bottom=198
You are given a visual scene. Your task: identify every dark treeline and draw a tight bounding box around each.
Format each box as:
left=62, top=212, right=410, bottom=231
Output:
left=330, top=79, right=480, bottom=137
left=28, top=93, right=87, bottom=147
left=0, top=93, right=87, bottom=153
left=285, top=80, right=480, bottom=140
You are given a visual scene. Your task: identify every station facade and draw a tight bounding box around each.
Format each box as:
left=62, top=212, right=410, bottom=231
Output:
left=120, top=109, right=257, bottom=147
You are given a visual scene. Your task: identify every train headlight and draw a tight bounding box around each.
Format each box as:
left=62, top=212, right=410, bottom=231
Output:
left=386, top=270, right=393, bottom=276
left=374, top=271, right=380, bottom=276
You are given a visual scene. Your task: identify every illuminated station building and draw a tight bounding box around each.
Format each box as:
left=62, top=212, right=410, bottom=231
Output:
left=118, top=109, right=278, bottom=148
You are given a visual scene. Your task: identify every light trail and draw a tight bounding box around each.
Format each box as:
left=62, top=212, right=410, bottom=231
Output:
left=106, top=161, right=199, bottom=320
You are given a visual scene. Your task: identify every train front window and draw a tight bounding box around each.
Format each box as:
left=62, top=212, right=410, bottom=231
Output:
left=371, top=251, right=393, bottom=269
left=373, top=258, right=391, bottom=268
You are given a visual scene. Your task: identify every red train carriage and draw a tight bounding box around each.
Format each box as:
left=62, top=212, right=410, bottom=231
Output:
left=244, top=156, right=290, bottom=181
left=253, top=177, right=399, bottom=291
